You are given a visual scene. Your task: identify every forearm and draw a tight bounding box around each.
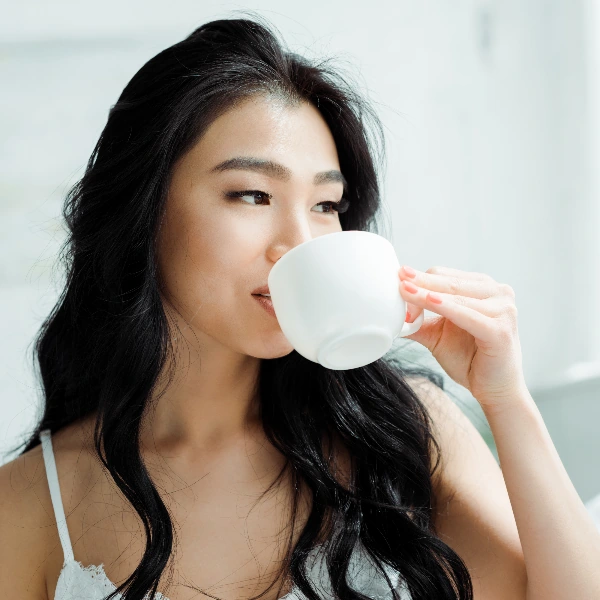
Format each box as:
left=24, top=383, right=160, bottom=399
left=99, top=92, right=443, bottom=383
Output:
left=482, top=388, right=600, bottom=599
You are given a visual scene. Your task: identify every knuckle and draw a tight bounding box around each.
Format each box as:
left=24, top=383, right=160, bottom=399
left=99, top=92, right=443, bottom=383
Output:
left=454, top=294, right=468, bottom=307
left=482, top=321, right=497, bottom=340
left=449, top=276, right=462, bottom=295
left=499, top=283, right=516, bottom=298
left=505, top=304, right=519, bottom=328
left=467, top=271, right=492, bottom=282
left=498, top=320, right=515, bottom=340
left=493, top=327, right=510, bottom=346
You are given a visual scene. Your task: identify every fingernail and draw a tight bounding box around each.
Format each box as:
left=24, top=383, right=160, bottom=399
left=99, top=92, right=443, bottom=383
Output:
left=403, top=265, right=417, bottom=278
left=403, top=281, right=418, bottom=294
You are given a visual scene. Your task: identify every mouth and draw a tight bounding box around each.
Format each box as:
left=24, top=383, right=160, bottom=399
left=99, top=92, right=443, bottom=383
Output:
left=252, top=293, right=276, bottom=317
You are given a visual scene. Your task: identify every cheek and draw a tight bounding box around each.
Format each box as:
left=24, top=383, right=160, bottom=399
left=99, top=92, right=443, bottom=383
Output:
left=156, top=205, right=261, bottom=310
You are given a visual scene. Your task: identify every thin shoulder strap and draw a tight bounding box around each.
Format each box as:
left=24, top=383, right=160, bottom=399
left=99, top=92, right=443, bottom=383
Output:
left=39, top=429, right=75, bottom=564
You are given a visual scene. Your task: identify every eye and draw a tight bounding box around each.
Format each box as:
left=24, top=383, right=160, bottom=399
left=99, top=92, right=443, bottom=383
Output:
left=313, top=199, right=351, bottom=214
left=224, top=190, right=350, bottom=215
left=225, top=190, right=272, bottom=205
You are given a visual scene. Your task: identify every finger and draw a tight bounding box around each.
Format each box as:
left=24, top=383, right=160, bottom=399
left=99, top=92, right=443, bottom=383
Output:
left=405, top=302, right=422, bottom=324
left=398, top=281, right=498, bottom=344
left=426, top=266, right=492, bottom=281
left=399, top=266, right=500, bottom=300
left=398, top=265, right=491, bottom=281
left=399, top=279, right=509, bottom=319
left=397, top=269, right=423, bottom=322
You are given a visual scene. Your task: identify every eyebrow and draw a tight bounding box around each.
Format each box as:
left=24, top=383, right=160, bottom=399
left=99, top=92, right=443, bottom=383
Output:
left=210, top=156, right=347, bottom=191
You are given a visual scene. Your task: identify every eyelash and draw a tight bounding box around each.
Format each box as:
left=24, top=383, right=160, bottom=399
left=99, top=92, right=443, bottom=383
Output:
left=224, top=189, right=350, bottom=215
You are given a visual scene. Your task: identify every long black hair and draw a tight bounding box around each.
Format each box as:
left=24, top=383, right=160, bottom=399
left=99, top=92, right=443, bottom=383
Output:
left=14, top=12, right=473, bottom=600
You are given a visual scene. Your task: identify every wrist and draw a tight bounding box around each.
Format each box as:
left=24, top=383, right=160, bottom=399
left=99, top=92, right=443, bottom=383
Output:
left=478, top=383, right=536, bottom=421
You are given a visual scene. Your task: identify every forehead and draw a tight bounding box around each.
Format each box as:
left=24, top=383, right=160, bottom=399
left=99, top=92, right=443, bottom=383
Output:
left=181, top=94, right=341, bottom=175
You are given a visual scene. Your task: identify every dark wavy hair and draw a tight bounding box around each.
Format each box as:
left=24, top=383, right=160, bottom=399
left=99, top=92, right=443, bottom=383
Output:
left=13, top=12, right=473, bottom=600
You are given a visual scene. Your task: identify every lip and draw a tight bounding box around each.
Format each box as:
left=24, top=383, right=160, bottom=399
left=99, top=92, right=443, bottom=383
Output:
left=251, top=284, right=270, bottom=295
left=252, top=294, right=276, bottom=317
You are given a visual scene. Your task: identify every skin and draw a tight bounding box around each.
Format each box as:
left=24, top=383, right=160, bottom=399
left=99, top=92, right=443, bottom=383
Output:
left=140, top=94, right=349, bottom=461
left=398, top=267, right=600, bottom=598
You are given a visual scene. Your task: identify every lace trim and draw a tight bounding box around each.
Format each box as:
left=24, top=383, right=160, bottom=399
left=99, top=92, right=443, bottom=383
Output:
left=58, top=559, right=169, bottom=599
left=58, top=560, right=296, bottom=600
left=57, top=553, right=406, bottom=600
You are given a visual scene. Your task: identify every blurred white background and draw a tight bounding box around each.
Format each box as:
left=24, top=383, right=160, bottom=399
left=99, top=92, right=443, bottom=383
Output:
left=1, top=1, right=599, bottom=502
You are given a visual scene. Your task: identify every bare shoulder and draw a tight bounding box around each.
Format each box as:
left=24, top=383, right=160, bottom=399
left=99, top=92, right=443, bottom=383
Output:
left=0, top=418, right=97, bottom=600
left=403, top=375, right=481, bottom=490
left=404, top=375, right=503, bottom=490
left=0, top=438, right=53, bottom=599
left=404, top=375, right=527, bottom=599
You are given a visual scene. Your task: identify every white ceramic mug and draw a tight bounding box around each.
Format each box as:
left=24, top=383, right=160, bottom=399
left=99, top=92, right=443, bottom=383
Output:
left=268, top=230, right=424, bottom=370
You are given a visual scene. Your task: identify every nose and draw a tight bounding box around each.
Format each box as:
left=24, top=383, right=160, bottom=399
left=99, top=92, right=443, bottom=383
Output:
left=270, top=236, right=313, bottom=265
left=267, top=217, right=316, bottom=264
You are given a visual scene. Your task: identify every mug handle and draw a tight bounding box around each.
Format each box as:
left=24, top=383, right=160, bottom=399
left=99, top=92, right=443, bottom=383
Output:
left=395, top=310, right=425, bottom=338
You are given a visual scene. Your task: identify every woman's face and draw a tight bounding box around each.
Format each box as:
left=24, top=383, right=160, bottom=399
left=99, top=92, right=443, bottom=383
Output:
left=157, top=94, right=347, bottom=360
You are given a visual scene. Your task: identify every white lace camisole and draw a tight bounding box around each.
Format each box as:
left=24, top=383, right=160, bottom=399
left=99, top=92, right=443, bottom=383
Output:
left=40, top=428, right=410, bottom=600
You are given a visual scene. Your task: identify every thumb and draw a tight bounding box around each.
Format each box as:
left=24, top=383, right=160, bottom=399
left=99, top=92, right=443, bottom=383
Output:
left=402, top=313, right=443, bottom=352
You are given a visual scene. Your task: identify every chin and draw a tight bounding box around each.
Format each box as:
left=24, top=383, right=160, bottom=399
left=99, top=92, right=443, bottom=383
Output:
left=251, top=333, right=295, bottom=359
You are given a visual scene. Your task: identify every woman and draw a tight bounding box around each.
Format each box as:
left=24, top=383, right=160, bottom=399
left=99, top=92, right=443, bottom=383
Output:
left=1, top=12, right=599, bottom=600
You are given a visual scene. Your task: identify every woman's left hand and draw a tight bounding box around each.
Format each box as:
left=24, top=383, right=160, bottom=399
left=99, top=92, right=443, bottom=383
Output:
left=398, top=265, right=528, bottom=412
